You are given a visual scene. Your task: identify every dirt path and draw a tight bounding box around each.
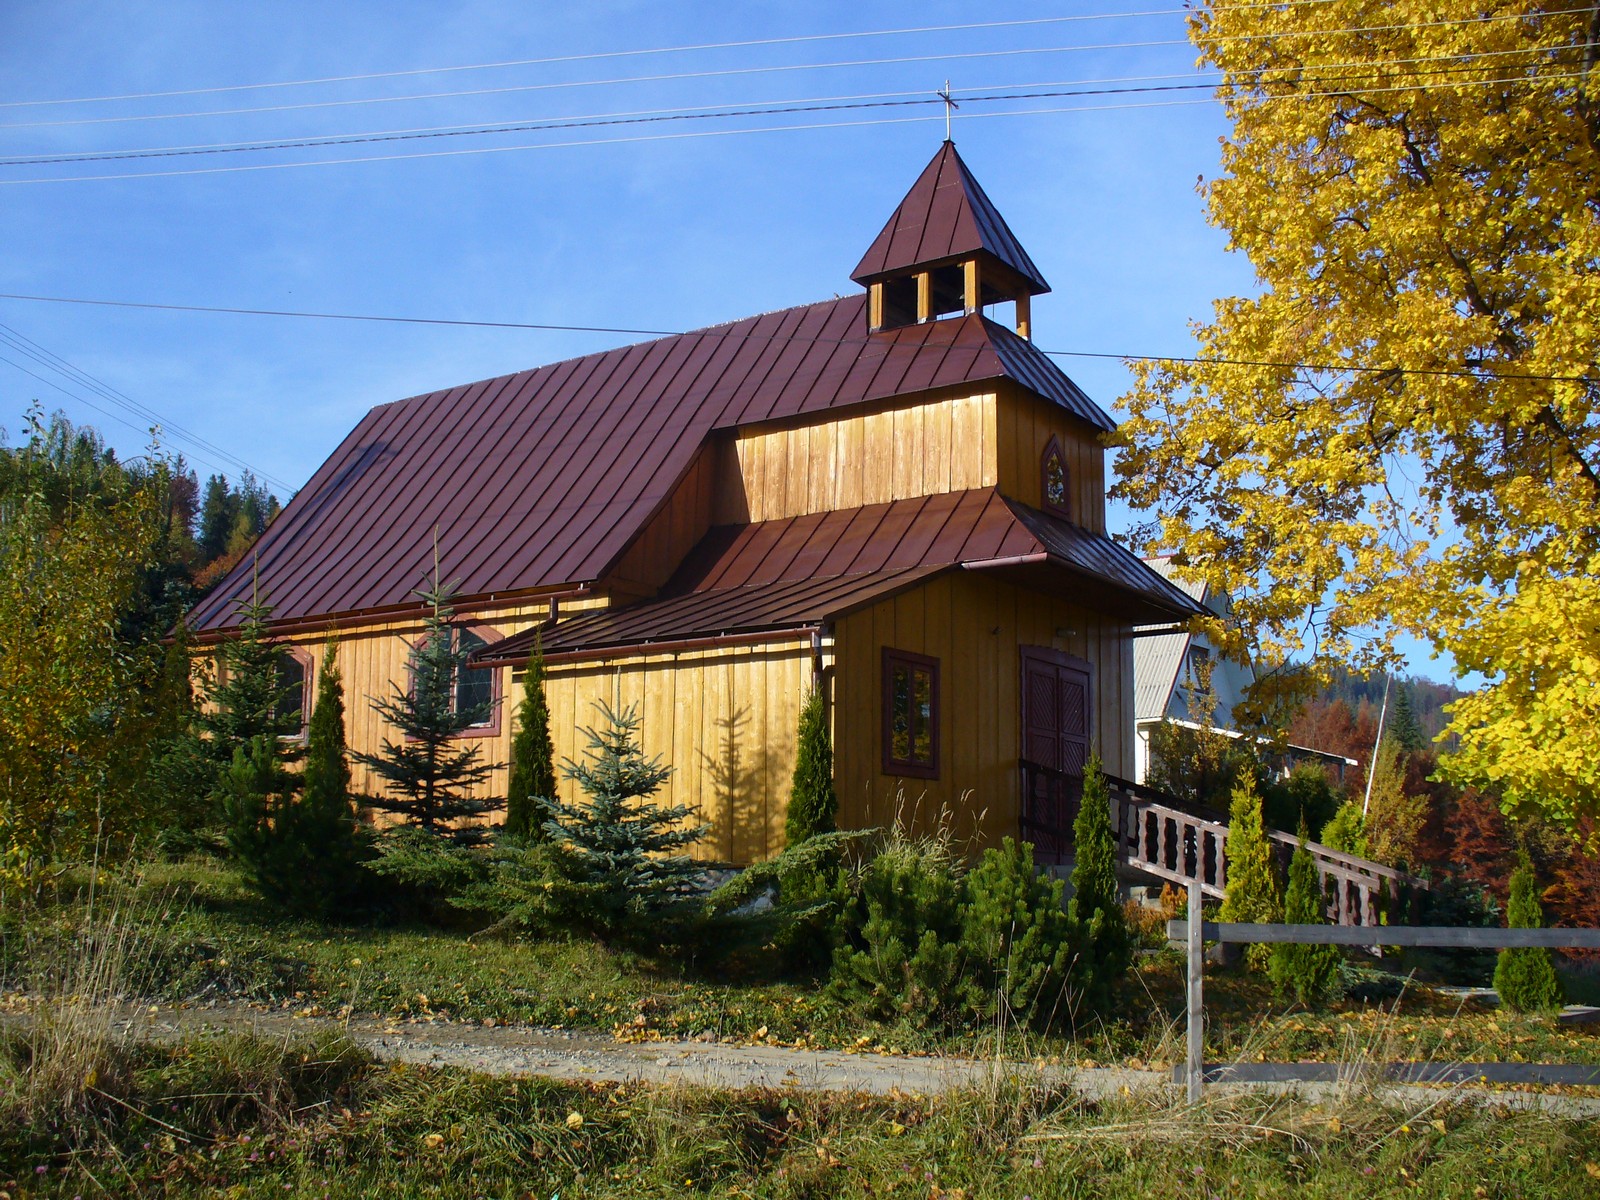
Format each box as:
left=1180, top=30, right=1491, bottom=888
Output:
left=14, top=1002, right=1600, bottom=1116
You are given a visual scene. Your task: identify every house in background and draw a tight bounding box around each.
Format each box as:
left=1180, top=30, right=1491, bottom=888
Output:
left=189, top=141, right=1202, bottom=865
left=1132, top=557, right=1356, bottom=788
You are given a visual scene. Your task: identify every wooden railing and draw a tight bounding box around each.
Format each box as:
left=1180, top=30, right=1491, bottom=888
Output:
left=1017, top=763, right=1426, bottom=925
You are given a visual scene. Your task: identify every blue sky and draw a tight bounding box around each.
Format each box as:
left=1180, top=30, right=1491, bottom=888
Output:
left=0, top=1, right=1462, bottom=682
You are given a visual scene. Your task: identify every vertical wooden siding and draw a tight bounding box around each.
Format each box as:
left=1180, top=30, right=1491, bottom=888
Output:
left=602, top=444, right=716, bottom=597
left=713, top=390, right=998, bottom=523
left=994, top=383, right=1108, bottom=533
left=831, top=571, right=1134, bottom=854
left=534, top=640, right=813, bottom=863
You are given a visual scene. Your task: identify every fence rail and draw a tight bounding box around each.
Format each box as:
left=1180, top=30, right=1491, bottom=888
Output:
left=1172, top=880, right=1600, bottom=1103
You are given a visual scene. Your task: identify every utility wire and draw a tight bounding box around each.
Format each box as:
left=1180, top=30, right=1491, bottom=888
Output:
left=2, top=291, right=1589, bottom=384
left=0, top=322, right=295, bottom=490
left=1, top=40, right=1569, bottom=167
left=0, top=2, right=1368, bottom=112
left=1, top=5, right=1580, bottom=131
left=0, top=10, right=1201, bottom=109
left=3, top=66, right=1587, bottom=184
left=0, top=351, right=239, bottom=479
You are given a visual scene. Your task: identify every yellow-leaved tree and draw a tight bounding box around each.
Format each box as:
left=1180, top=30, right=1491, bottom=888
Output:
left=1114, top=1, right=1600, bottom=827
left=0, top=414, right=165, bottom=896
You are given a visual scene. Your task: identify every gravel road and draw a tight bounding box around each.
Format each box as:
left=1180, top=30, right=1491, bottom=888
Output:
left=10, top=1002, right=1600, bottom=1116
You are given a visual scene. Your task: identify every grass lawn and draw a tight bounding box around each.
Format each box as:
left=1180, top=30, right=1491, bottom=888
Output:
left=6, top=858, right=1600, bottom=1073
left=5, top=1028, right=1600, bottom=1199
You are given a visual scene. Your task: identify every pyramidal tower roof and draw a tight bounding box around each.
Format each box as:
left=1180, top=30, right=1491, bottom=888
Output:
left=850, top=140, right=1050, bottom=295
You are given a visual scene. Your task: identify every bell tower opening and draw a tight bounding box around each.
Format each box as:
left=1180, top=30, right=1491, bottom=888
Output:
left=851, top=141, right=1050, bottom=339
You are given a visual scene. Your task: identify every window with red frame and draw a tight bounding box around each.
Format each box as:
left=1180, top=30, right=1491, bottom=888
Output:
left=882, top=647, right=939, bottom=778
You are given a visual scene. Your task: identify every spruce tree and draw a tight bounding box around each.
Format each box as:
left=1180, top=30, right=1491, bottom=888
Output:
left=1388, top=684, right=1426, bottom=753
left=1269, top=821, right=1342, bottom=1004
left=196, top=573, right=302, bottom=764
left=354, top=571, right=503, bottom=844
left=1494, top=852, right=1565, bottom=1013
left=1219, top=772, right=1281, bottom=970
left=1065, top=757, right=1132, bottom=1013
left=538, top=701, right=709, bottom=947
left=503, top=631, right=556, bottom=842
left=784, top=686, right=838, bottom=846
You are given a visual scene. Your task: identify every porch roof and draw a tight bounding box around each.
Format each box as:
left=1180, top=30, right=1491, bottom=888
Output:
left=480, top=488, right=1201, bottom=665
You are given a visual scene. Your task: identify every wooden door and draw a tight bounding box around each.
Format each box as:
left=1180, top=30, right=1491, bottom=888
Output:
left=1020, top=646, right=1093, bottom=863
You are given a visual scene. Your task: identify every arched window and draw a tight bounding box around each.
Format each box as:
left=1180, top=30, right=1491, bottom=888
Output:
left=1041, top=437, right=1071, bottom=520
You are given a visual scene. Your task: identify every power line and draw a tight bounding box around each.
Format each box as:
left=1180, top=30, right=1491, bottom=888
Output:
left=3, top=65, right=1586, bottom=185
left=0, top=321, right=296, bottom=490
left=0, top=10, right=1198, bottom=109
left=0, top=351, right=238, bottom=479
left=2, top=291, right=1588, bottom=384
left=2, top=40, right=1569, bottom=168
left=2, top=5, right=1578, bottom=131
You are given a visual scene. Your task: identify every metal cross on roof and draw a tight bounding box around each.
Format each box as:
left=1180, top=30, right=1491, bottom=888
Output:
left=937, top=80, right=958, bottom=141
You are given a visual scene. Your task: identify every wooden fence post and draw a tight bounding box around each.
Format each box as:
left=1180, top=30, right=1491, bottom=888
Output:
left=1187, top=877, right=1203, bottom=1104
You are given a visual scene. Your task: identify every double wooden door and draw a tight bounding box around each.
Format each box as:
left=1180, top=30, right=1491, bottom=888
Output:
left=1020, top=645, right=1093, bottom=863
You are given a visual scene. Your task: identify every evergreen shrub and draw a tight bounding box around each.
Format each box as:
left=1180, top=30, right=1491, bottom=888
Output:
left=354, top=573, right=503, bottom=843
left=1494, top=854, right=1565, bottom=1013
left=1219, top=773, right=1281, bottom=971
left=961, top=837, right=1076, bottom=1031
left=533, top=702, right=709, bottom=949
left=502, top=632, right=556, bottom=842
left=1065, top=758, right=1132, bottom=1014
left=1268, top=823, right=1342, bottom=1004
left=829, top=828, right=967, bottom=1024
left=784, top=687, right=837, bottom=845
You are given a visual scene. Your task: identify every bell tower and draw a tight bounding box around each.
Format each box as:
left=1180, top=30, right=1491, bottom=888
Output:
left=850, top=141, right=1050, bottom=339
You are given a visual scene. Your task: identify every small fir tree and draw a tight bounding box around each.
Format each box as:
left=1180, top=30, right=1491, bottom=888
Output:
left=196, top=571, right=302, bottom=764
left=1364, top=737, right=1426, bottom=868
left=220, top=735, right=294, bottom=903
left=1269, top=821, right=1342, bottom=1004
left=1494, top=852, right=1565, bottom=1013
left=503, top=631, right=557, bottom=842
left=1219, top=772, right=1281, bottom=971
left=537, top=701, right=709, bottom=947
left=785, top=686, right=838, bottom=845
left=961, top=837, right=1077, bottom=1031
left=1065, top=757, right=1133, bottom=1013
left=354, top=571, right=503, bottom=843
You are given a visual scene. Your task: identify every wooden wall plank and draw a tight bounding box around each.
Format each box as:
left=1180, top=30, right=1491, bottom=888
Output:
left=715, top=390, right=998, bottom=522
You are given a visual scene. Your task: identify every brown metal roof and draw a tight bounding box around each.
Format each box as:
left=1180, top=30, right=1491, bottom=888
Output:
left=850, top=141, right=1050, bottom=294
left=481, top=489, right=1200, bottom=664
left=189, top=296, right=1112, bottom=633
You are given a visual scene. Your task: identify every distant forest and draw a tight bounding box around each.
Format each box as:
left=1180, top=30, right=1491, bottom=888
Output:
left=1288, top=662, right=1467, bottom=768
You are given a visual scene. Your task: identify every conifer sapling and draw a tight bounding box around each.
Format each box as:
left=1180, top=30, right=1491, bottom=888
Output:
left=1494, top=851, right=1565, bottom=1013
left=1269, top=821, right=1341, bottom=1004
left=354, top=567, right=503, bottom=844
left=784, top=686, right=837, bottom=846
left=503, top=630, right=556, bottom=842
left=1065, top=757, right=1132, bottom=1014
left=1219, top=772, right=1281, bottom=971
